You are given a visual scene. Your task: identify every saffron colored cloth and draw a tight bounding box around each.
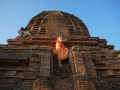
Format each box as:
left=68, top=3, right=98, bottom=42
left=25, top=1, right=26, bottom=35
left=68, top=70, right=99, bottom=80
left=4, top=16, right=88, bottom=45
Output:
left=54, top=37, right=68, bottom=61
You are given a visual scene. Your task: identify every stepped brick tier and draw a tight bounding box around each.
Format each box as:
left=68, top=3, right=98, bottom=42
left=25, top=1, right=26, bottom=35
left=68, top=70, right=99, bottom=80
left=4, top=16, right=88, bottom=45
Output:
left=0, top=10, right=120, bottom=90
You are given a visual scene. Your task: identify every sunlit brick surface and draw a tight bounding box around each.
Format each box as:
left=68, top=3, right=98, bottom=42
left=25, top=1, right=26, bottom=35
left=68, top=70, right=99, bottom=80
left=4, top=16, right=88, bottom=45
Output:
left=0, top=10, right=120, bottom=90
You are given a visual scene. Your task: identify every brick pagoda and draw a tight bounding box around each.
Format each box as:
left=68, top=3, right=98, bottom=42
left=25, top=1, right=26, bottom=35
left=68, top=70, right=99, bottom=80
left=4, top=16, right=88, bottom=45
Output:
left=0, top=10, right=120, bottom=90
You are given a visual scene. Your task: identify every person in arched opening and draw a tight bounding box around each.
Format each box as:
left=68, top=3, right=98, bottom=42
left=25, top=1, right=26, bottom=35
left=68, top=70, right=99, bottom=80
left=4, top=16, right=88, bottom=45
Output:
left=18, top=27, right=31, bottom=37
left=54, top=35, right=68, bottom=67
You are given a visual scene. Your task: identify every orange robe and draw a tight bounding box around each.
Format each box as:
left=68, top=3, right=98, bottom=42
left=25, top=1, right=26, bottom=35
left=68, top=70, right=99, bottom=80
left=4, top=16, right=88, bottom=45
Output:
left=54, top=37, right=68, bottom=61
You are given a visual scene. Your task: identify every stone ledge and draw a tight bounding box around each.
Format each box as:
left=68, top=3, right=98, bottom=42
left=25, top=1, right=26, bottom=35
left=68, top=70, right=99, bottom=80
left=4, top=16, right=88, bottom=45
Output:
left=65, top=41, right=98, bottom=46
left=31, top=36, right=51, bottom=40
left=96, top=68, right=120, bottom=70
left=106, top=45, right=114, bottom=49
left=0, top=76, right=35, bottom=79
left=7, top=39, right=20, bottom=42
left=0, top=67, right=28, bottom=71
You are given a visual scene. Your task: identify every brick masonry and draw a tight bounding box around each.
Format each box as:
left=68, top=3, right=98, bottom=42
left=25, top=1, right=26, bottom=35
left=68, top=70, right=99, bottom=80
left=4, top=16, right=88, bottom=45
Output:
left=0, top=10, right=120, bottom=90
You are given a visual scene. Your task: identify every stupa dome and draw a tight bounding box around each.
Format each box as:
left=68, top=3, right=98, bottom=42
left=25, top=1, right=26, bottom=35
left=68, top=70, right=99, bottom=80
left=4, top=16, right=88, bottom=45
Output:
left=26, top=10, right=90, bottom=39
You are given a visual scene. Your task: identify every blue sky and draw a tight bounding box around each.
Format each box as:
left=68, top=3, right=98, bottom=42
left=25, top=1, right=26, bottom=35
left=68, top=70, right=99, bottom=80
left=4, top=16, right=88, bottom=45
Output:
left=0, top=0, right=120, bottom=50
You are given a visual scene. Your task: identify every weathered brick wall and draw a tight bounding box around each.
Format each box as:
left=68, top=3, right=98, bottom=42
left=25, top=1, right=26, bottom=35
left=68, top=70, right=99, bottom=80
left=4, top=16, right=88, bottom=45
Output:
left=69, top=46, right=120, bottom=90
left=0, top=46, right=53, bottom=90
left=69, top=46, right=96, bottom=90
left=1, top=10, right=120, bottom=90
